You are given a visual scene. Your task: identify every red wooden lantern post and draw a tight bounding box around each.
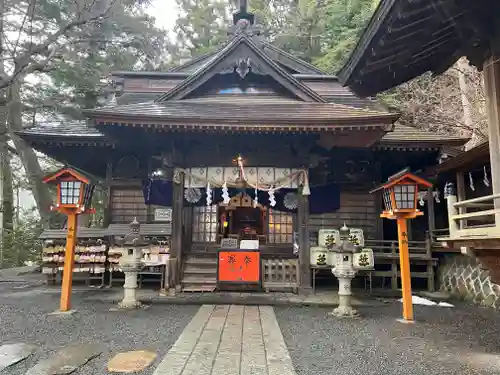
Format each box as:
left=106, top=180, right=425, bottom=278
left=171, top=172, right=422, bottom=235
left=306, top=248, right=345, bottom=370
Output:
left=371, top=168, right=432, bottom=322
left=43, top=167, right=96, bottom=312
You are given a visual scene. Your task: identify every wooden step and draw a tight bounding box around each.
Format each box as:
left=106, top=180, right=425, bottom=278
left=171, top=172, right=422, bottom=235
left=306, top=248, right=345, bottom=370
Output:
left=181, top=255, right=218, bottom=292
left=182, top=284, right=216, bottom=292
left=182, top=276, right=217, bottom=284
left=183, top=267, right=217, bottom=275
left=185, top=258, right=217, bottom=266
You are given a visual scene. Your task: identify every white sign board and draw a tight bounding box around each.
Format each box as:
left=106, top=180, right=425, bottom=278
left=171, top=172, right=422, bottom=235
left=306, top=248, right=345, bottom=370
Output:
left=154, top=208, right=172, bottom=222
left=240, top=240, right=259, bottom=250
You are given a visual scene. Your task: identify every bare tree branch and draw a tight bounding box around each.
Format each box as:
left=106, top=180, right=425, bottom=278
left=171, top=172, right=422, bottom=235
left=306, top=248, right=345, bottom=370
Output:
left=0, top=0, right=117, bottom=90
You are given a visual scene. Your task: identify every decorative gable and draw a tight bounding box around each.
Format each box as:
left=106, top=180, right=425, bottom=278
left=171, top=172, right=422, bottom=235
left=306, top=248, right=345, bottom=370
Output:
left=155, top=34, right=326, bottom=103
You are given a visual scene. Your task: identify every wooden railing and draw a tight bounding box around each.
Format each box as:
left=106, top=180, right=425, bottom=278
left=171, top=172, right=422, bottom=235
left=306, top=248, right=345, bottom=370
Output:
left=364, top=239, right=436, bottom=291
left=445, top=193, right=500, bottom=239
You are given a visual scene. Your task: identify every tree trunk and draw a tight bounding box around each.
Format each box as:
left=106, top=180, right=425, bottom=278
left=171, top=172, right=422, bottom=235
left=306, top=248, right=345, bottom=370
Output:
left=0, top=0, right=14, bottom=267
left=7, top=78, right=54, bottom=227
left=458, top=58, right=480, bottom=150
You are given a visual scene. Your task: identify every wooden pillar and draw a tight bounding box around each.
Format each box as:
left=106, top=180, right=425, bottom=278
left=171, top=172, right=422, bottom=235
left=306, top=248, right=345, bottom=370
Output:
left=375, top=191, right=384, bottom=240
left=170, top=169, right=184, bottom=290
left=374, top=161, right=384, bottom=240
left=406, top=219, right=413, bottom=241
left=298, top=193, right=311, bottom=291
left=456, top=171, right=466, bottom=229
left=426, top=187, right=436, bottom=236
left=103, top=159, right=113, bottom=227
left=484, top=54, right=500, bottom=226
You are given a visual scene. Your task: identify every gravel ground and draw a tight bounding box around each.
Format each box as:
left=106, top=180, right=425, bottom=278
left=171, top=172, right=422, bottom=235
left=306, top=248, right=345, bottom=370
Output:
left=4, top=277, right=500, bottom=375
left=0, top=282, right=199, bottom=375
left=275, top=302, right=500, bottom=375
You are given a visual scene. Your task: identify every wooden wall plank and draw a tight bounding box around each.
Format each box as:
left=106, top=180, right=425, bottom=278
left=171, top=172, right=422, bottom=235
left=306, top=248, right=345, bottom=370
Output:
left=110, top=187, right=149, bottom=223
left=309, top=192, right=377, bottom=240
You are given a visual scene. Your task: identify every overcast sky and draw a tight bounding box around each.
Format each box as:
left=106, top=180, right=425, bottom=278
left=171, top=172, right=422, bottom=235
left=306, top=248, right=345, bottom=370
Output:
left=147, top=0, right=179, bottom=37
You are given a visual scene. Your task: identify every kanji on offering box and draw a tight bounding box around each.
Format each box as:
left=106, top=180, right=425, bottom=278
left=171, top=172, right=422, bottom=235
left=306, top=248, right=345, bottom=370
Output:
left=218, top=250, right=260, bottom=283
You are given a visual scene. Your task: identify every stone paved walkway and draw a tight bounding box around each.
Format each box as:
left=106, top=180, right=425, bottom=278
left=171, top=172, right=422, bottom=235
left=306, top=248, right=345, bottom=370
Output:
left=153, top=305, right=296, bottom=375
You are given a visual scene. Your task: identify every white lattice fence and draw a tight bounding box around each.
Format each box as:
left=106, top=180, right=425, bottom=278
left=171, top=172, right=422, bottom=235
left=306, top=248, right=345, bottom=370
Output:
left=262, top=258, right=299, bottom=293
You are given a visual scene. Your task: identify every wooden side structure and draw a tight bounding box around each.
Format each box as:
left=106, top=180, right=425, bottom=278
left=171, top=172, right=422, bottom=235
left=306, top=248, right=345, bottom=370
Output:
left=338, top=0, right=500, bottom=281
left=18, top=1, right=466, bottom=293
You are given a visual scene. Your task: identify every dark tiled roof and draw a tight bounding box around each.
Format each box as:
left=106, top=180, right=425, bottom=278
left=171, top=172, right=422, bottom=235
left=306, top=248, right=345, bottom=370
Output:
left=40, top=227, right=107, bottom=239
left=337, top=0, right=493, bottom=97
left=167, top=53, right=219, bottom=73
left=19, top=121, right=104, bottom=138
left=441, top=145, right=466, bottom=158
left=39, top=224, right=172, bottom=239
left=116, top=92, right=162, bottom=105
left=379, top=124, right=467, bottom=145
left=428, top=141, right=489, bottom=175
left=18, top=110, right=463, bottom=147
left=88, top=97, right=399, bottom=124
left=261, top=42, right=325, bottom=74
left=167, top=42, right=325, bottom=75
left=106, top=223, right=172, bottom=236
left=112, top=74, right=385, bottom=111
left=297, top=77, right=386, bottom=110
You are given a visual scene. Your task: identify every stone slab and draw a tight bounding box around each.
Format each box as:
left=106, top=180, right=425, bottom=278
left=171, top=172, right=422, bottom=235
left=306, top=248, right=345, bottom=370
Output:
left=0, top=343, right=37, bottom=371
left=181, top=305, right=228, bottom=375
left=152, top=305, right=215, bottom=375
left=25, top=344, right=101, bottom=375
left=259, top=306, right=297, bottom=375
left=108, top=350, right=157, bottom=373
left=212, top=305, right=244, bottom=375
left=48, top=310, right=77, bottom=316
left=153, top=291, right=385, bottom=307
left=153, top=305, right=298, bottom=375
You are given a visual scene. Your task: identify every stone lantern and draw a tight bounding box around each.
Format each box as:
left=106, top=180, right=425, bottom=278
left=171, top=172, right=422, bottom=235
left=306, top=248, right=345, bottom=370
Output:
left=329, top=224, right=373, bottom=318
left=114, top=218, right=148, bottom=309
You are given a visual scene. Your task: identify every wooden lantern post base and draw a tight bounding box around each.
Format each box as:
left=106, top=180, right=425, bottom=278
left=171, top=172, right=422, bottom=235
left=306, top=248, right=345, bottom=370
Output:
left=60, top=212, right=77, bottom=312
left=381, top=211, right=422, bottom=322
left=51, top=206, right=95, bottom=313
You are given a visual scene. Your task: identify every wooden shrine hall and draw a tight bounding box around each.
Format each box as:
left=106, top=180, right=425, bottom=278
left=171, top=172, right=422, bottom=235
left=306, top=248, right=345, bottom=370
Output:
left=19, top=1, right=466, bottom=293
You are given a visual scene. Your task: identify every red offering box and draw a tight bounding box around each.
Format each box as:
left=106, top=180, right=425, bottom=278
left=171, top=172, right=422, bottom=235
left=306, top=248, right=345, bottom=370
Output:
left=218, top=250, right=260, bottom=283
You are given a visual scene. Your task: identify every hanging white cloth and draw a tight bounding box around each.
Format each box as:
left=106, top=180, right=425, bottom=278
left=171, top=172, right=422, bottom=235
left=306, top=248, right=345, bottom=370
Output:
left=469, top=172, right=475, bottom=191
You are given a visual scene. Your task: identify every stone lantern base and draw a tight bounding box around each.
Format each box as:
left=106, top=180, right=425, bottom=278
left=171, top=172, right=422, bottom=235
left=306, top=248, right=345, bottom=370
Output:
left=118, top=300, right=142, bottom=309
left=118, top=268, right=142, bottom=309
left=330, top=271, right=359, bottom=318
left=330, top=297, right=359, bottom=318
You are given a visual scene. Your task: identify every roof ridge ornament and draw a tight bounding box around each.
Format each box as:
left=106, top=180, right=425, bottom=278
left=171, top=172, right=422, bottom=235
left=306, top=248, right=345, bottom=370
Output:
left=228, top=0, right=262, bottom=38
left=233, top=0, right=253, bottom=26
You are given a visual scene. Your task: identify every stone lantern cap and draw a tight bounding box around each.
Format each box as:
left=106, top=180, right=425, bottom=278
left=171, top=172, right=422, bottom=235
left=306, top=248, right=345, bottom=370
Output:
left=336, top=223, right=360, bottom=253
left=339, top=223, right=350, bottom=240
left=114, top=218, right=149, bottom=247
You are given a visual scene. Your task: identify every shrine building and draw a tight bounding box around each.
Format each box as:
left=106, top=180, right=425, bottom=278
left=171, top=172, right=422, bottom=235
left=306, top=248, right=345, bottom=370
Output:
left=18, top=2, right=466, bottom=292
